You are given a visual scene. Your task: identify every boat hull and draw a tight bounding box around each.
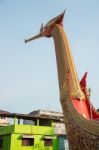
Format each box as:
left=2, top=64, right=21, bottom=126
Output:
left=61, top=97, right=99, bottom=150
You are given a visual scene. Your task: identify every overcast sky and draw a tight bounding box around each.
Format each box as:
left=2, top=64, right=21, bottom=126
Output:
left=0, top=0, right=99, bottom=113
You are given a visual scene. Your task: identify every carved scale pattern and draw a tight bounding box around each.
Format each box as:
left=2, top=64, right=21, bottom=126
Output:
left=61, top=99, right=99, bottom=150
left=51, top=24, right=99, bottom=149
left=26, top=13, right=99, bottom=149
left=51, top=24, right=84, bottom=100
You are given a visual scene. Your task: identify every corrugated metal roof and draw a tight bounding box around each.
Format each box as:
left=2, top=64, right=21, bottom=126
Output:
left=0, top=112, right=64, bottom=122
left=30, top=110, right=63, bottom=119
left=0, top=110, right=10, bottom=114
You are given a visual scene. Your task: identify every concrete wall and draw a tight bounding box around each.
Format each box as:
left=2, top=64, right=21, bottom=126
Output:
left=0, top=124, right=59, bottom=150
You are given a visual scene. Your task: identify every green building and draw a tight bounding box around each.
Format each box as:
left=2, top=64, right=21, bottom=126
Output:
left=0, top=110, right=68, bottom=150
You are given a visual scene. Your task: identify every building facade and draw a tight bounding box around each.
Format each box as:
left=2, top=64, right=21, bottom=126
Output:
left=0, top=110, right=69, bottom=150
left=0, top=110, right=9, bottom=126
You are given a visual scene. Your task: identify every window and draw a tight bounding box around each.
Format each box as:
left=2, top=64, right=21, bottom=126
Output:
left=39, top=119, right=51, bottom=126
left=64, top=138, right=69, bottom=150
left=22, top=138, right=34, bottom=146
left=0, top=138, right=3, bottom=148
left=44, top=139, right=52, bottom=146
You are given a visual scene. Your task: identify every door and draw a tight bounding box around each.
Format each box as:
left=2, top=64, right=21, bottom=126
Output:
left=58, top=136, right=69, bottom=150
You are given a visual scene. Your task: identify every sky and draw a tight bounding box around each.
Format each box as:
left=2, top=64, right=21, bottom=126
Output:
left=0, top=0, right=99, bottom=114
